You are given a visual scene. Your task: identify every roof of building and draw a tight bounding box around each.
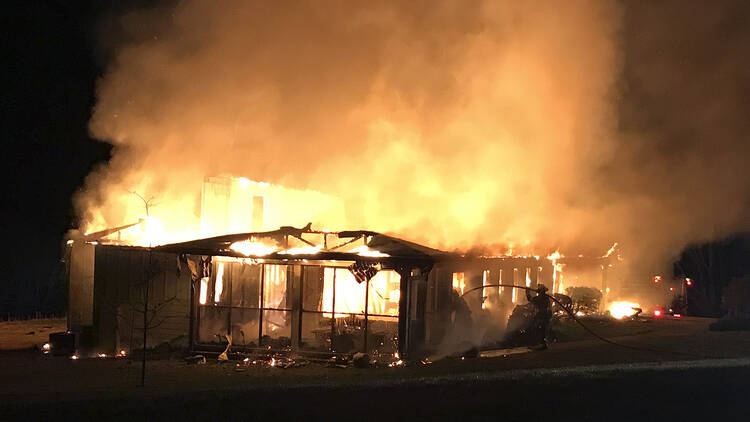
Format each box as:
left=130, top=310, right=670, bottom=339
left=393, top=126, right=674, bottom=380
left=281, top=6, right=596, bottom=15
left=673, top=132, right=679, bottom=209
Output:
left=153, top=225, right=453, bottom=263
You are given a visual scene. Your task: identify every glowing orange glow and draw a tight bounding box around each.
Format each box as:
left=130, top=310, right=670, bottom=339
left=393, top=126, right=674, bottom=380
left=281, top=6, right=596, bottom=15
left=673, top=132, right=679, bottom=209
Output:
left=230, top=240, right=276, bottom=256
left=279, top=246, right=322, bottom=255
left=481, top=270, right=490, bottom=309
left=603, top=242, right=618, bottom=257
left=368, top=270, right=401, bottom=314
left=452, top=272, right=465, bottom=295
left=349, top=245, right=389, bottom=257
left=199, top=276, right=208, bottom=305
left=321, top=268, right=400, bottom=318
left=609, top=301, right=640, bottom=319
left=547, top=250, right=564, bottom=294
left=525, top=268, right=531, bottom=287
left=264, top=264, right=287, bottom=309
left=79, top=176, right=345, bottom=247
left=214, top=263, right=225, bottom=303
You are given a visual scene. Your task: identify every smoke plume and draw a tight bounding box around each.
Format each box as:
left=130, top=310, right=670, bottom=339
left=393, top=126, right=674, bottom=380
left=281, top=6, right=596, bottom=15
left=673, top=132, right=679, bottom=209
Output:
left=77, top=0, right=750, bottom=276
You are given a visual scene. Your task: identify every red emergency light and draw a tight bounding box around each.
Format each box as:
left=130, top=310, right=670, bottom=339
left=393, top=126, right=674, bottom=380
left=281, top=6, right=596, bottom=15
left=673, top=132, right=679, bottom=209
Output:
left=673, top=313, right=682, bottom=318
left=686, top=279, right=693, bottom=286
left=653, top=275, right=662, bottom=284
left=653, top=309, right=662, bottom=317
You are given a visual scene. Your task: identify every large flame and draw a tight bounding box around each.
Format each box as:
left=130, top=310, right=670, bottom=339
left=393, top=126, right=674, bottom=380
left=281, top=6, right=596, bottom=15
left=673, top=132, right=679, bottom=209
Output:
left=608, top=301, right=641, bottom=319
left=321, top=268, right=400, bottom=318
left=230, top=241, right=276, bottom=257
left=75, top=0, right=630, bottom=257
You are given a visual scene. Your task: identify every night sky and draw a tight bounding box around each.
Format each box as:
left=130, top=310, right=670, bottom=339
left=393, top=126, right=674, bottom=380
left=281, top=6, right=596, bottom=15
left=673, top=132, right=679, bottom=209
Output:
left=2, top=0, right=749, bottom=317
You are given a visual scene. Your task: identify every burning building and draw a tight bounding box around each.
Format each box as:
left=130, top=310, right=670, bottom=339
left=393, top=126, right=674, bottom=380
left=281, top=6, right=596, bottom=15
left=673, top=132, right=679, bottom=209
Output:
left=66, top=225, right=557, bottom=359
left=66, top=175, right=632, bottom=359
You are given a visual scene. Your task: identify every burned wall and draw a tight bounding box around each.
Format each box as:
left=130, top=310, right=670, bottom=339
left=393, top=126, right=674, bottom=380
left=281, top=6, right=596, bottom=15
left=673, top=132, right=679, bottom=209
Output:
left=91, top=246, right=191, bottom=353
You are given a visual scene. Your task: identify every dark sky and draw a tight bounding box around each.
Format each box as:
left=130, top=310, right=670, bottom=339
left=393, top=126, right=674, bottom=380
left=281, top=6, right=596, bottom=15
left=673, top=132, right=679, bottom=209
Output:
left=2, top=0, right=749, bottom=316
left=3, top=1, right=108, bottom=314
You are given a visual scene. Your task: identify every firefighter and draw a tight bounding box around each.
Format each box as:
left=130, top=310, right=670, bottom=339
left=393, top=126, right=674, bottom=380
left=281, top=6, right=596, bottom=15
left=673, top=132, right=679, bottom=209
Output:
left=450, top=288, right=473, bottom=328
left=526, top=284, right=552, bottom=349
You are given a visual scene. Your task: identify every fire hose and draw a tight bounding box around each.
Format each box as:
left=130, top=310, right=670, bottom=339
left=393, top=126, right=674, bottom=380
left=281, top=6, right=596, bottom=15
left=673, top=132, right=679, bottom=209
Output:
left=461, top=284, right=708, bottom=358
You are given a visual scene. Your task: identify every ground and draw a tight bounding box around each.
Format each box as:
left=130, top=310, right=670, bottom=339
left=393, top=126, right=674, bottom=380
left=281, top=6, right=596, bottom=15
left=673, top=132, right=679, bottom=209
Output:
left=0, top=318, right=65, bottom=350
left=2, top=316, right=750, bottom=420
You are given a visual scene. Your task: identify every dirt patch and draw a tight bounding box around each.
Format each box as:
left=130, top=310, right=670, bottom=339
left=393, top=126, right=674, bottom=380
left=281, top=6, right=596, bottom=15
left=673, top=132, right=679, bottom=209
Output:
left=0, top=318, right=66, bottom=350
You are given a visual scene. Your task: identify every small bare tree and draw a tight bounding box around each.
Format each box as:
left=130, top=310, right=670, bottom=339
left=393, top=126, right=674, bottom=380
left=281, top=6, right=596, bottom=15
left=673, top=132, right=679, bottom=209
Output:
left=122, top=190, right=177, bottom=386
left=128, top=190, right=157, bottom=217
left=115, top=250, right=180, bottom=387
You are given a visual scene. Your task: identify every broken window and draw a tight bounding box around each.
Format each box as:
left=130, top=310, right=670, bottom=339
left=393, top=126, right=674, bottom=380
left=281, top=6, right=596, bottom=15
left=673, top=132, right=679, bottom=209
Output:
left=197, top=259, right=291, bottom=348
left=367, top=270, right=400, bottom=317
left=197, top=259, right=400, bottom=354
left=300, top=267, right=399, bottom=355
left=231, top=262, right=260, bottom=308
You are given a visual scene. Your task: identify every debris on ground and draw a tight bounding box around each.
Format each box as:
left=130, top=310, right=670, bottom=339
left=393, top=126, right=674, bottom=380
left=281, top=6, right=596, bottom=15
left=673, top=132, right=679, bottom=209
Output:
left=185, top=355, right=206, bottom=365
left=232, top=353, right=309, bottom=370
left=327, top=355, right=350, bottom=369
left=352, top=352, right=371, bottom=368
left=479, top=347, right=533, bottom=358
left=217, top=334, right=232, bottom=361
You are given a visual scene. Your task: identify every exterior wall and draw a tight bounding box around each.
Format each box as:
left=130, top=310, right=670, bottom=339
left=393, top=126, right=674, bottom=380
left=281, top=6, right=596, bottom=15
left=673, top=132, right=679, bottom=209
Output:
left=90, top=246, right=191, bottom=353
left=68, top=243, right=95, bottom=328
left=69, top=244, right=557, bottom=357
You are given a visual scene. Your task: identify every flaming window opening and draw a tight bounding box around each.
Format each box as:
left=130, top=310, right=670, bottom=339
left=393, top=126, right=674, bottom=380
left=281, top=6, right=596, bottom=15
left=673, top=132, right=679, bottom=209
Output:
left=199, top=277, right=209, bottom=305
left=481, top=270, right=490, bottom=309
left=214, top=263, right=225, bottom=303
left=525, top=268, right=532, bottom=288
left=452, top=272, right=465, bottom=295
left=498, top=269, right=504, bottom=296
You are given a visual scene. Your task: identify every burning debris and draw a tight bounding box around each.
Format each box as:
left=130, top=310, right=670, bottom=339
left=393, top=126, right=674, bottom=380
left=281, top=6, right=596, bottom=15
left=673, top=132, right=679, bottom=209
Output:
left=234, top=354, right=306, bottom=370
left=608, top=301, right=642, bottom=320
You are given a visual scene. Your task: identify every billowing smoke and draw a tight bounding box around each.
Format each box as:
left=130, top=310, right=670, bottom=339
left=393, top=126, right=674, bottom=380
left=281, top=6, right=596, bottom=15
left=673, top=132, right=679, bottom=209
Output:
left=77, top=0, right=749, bottom=276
